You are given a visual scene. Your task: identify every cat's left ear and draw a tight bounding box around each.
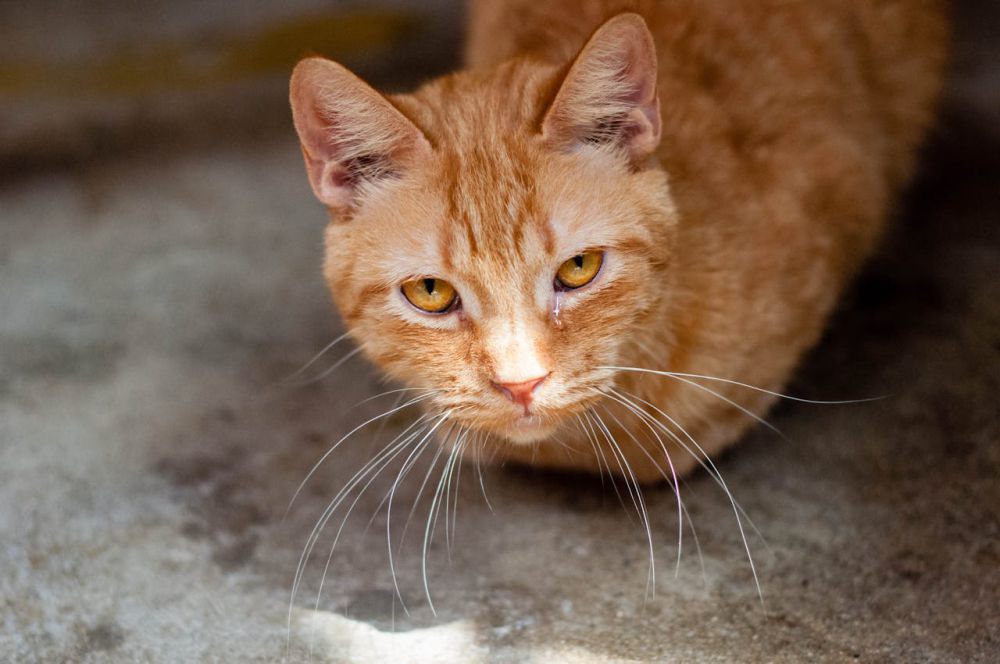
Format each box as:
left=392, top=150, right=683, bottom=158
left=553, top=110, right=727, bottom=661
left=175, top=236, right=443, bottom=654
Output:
left=541, top=13, right=661, bottom=163
left=290, top=57, right=432, bottom=212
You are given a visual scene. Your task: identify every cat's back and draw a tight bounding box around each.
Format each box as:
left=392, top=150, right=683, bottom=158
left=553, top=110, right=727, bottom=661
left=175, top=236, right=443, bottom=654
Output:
left=466, top=0, right=948, bottom=189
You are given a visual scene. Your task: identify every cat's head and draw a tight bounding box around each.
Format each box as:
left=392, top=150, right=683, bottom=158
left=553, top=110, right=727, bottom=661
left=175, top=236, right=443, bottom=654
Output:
left=290, top=14, right=676, bottom=444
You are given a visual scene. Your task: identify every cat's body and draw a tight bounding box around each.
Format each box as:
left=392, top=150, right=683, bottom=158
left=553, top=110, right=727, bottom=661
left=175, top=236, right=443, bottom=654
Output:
left=290, top=1, right=947, bottom=482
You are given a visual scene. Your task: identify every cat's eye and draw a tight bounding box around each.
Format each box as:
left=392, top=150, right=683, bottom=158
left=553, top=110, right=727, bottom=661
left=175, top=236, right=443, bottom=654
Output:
left=555, top=251, right=604, bottom=289
left=401, top=278, right=458, bottom=313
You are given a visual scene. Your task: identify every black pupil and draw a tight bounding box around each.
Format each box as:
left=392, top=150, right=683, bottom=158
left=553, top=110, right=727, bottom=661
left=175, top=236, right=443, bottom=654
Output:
left=423, top=278, right=436, bottom=294
left=573, top=255, right=584, bottom=269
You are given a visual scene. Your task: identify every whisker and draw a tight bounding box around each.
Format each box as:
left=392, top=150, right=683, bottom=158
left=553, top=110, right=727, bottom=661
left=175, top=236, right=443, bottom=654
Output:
left=352, top=389, right=441, bottom=474
left=357, top=411, right=457, bottom=615
left=295, top=345, right=365, bottom=386
left=281, top=345, right=364, bottom=392
left=365, top=389, right=419, bottom=466
left=311, top=424, right=429, bottom=622
left=361, top=406, right=441, bottom=534
left=288, top=413, right=434, bottom=645
left=590, top=408, right=656, bottom=597
left=303, top=421, right=430, bottom=661
left=285, top=392, right=436, bottom=516
left=574, top=414, right=608, bottom=492
left=440, top=427, right=468, bottom=563
left=599, top=365, right=887, bottom=404
left=678, top=477, right=709, bottom=589
left=422, top=428, right=465, bottom=616
left=580, top=411, right=631, bottom=518
left=607, top=387, right=766, bottom=606
left=448, top=432, right=468, bottom=557
left=474, top=432, right=494, bottom=513
left=362, top=414, right=438, bottom=534
left=274, top=331, right=351, bottom=387
left=354, top=386, right=440, bottom=409
left=598, top=401, right=684, bottom=579
left=611, top=366, right=788, bottom=442
left=610, top=386, right=770, bottom=553
left=382, top=426, right=440, bottom=615
left=396, top=409, right=472, bottom=555
left=397, top=429, right=450, bottom=556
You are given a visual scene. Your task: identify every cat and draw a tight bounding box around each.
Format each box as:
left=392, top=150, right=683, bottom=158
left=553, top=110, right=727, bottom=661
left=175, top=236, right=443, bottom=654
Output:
left=288, top=0, right=948, bottom=483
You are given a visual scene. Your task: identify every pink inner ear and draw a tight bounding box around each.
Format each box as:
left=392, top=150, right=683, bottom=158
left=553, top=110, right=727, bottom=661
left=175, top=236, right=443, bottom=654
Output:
left=542, top=14, right=662, bottom=162
left=623, top=88, right=661, bottom=159
left=305, top=158, right=354, bottom=211
left=290, top=57, right=431, bottom=212
left=298, top=134, right=358, bottom=211
left=296, top=103, right=354, bottom=209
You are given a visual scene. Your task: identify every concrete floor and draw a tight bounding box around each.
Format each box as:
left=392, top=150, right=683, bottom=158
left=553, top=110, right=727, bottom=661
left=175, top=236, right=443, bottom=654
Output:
left=2, top=5, right=998, bottom=664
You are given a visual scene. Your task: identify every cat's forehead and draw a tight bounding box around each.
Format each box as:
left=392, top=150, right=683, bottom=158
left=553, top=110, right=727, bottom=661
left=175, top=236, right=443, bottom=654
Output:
left=413, top=137, right=632, bottom=283
left=390, top=61, right=578, bottom=272
left=438, top=139, right=551, bottom=261
left=397, top=58, right=557, bottom=144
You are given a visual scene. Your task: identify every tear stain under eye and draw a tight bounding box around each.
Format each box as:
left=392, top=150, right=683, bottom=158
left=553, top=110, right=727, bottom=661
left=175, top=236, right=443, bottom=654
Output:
left=552, top=292, right=564, bottom=328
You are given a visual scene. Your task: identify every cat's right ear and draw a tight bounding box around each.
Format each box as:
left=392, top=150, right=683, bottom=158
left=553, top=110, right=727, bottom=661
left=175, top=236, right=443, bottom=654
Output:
left=289, top=57, right=431, bottom=212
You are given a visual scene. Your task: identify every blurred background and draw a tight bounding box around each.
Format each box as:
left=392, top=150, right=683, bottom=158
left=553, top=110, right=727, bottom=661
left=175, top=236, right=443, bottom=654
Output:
left=1, top=1, right=997, bottom=173
left=0, top=0, right=463, bottom=174
left=1, top=1, right=998, bottom=662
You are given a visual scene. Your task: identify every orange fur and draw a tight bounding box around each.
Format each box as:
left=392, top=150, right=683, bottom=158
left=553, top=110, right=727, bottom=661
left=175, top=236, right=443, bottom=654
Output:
left=290, top=0, right=948, bottom=482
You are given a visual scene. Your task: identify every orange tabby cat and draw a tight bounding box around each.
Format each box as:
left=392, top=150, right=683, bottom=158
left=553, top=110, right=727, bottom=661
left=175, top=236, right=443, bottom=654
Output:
left=289, top=0, right=947, bottom=482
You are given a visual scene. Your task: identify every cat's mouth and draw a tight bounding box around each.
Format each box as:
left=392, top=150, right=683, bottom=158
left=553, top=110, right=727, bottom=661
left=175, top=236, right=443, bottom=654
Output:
left=448, top=410, right=559, bottom=445
left=510, top=413, right=552, bottom=442
left=473, top=391, right=606, bottom=445
left=446, top=392, right=603, bottom=445
left=502, top=414, right=556, bottom=443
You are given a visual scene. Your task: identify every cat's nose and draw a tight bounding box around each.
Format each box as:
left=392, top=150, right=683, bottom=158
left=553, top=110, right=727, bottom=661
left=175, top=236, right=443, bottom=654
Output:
left=492, top=374, right=548, bottom=413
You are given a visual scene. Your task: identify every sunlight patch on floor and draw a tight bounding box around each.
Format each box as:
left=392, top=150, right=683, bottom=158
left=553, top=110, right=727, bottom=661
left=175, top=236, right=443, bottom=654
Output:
left=295, top=610, right=486, bottom=664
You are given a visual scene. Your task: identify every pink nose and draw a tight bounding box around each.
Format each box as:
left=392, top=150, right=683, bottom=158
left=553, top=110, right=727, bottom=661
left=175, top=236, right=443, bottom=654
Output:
left=492, top=374, right=548, bottom=412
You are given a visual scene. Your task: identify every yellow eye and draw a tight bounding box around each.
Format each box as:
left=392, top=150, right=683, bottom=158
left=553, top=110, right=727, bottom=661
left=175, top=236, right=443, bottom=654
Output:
left=401, top=278, right=458, bottom=313
left=556, top=251, right=604, bottom=289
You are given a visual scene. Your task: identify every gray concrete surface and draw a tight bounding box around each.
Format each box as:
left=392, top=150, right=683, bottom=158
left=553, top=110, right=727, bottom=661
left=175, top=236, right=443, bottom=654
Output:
left=2, top=3, right=998, bottom=663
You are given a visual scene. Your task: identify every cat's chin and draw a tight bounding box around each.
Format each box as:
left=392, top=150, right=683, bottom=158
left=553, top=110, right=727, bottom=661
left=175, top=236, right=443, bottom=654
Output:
left=499, top=415, right=557, bottom=444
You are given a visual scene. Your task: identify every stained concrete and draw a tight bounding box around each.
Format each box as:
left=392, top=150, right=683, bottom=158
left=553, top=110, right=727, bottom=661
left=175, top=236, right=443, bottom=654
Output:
left=1, top=3, right=998, bottom=663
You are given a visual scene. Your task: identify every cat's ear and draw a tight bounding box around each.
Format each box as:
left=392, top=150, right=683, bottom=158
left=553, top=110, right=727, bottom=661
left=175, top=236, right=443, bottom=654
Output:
left=541, top=13, right=661, bottom=162
left=290, top=57, right=431, bottom=211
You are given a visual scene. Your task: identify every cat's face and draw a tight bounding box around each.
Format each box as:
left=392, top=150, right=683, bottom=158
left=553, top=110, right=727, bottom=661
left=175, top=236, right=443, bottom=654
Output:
left=291, top=15, right=674, bottom=444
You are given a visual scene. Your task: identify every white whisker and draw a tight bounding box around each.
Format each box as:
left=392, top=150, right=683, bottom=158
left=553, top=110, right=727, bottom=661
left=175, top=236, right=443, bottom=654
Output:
left=440, top=427, right=468, bottom=562
left=677, top=477, right=708, bottom=589
left=354, top=386, right=440, bottom=409
left=397, top=429, right=450, bottom=555
left=422, top=427, right=464, bottom=615
left=293, top=345, right=364, bottom=387
left=311, top=424, right=429, bottom=621
left=608, top=366, right=788, bottom=441
left=580, top=411, right=631, bottom=516
left=474, top=432, right=494, bottom=513
left=590, top=408, right=656, bottom=597
left=289, top=413, right=434, bottom=647
left=396, top=410, right=471, bottom=555
left=600, top=365, right=886, bottom=404
left=574, top=414, right=608, bottom=491
left=285, top=392, right=436, bottom=516
left=611, top=387, right=770, bottom=552
left=607, top=386, right=766, bottom=605
left=448, top=432, right=468, bottom=556
left=275, top=331, right=351, bottom=387
left=598, top=401, right=684, bottom=578
left=383, top=426, right=439, bottom=615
